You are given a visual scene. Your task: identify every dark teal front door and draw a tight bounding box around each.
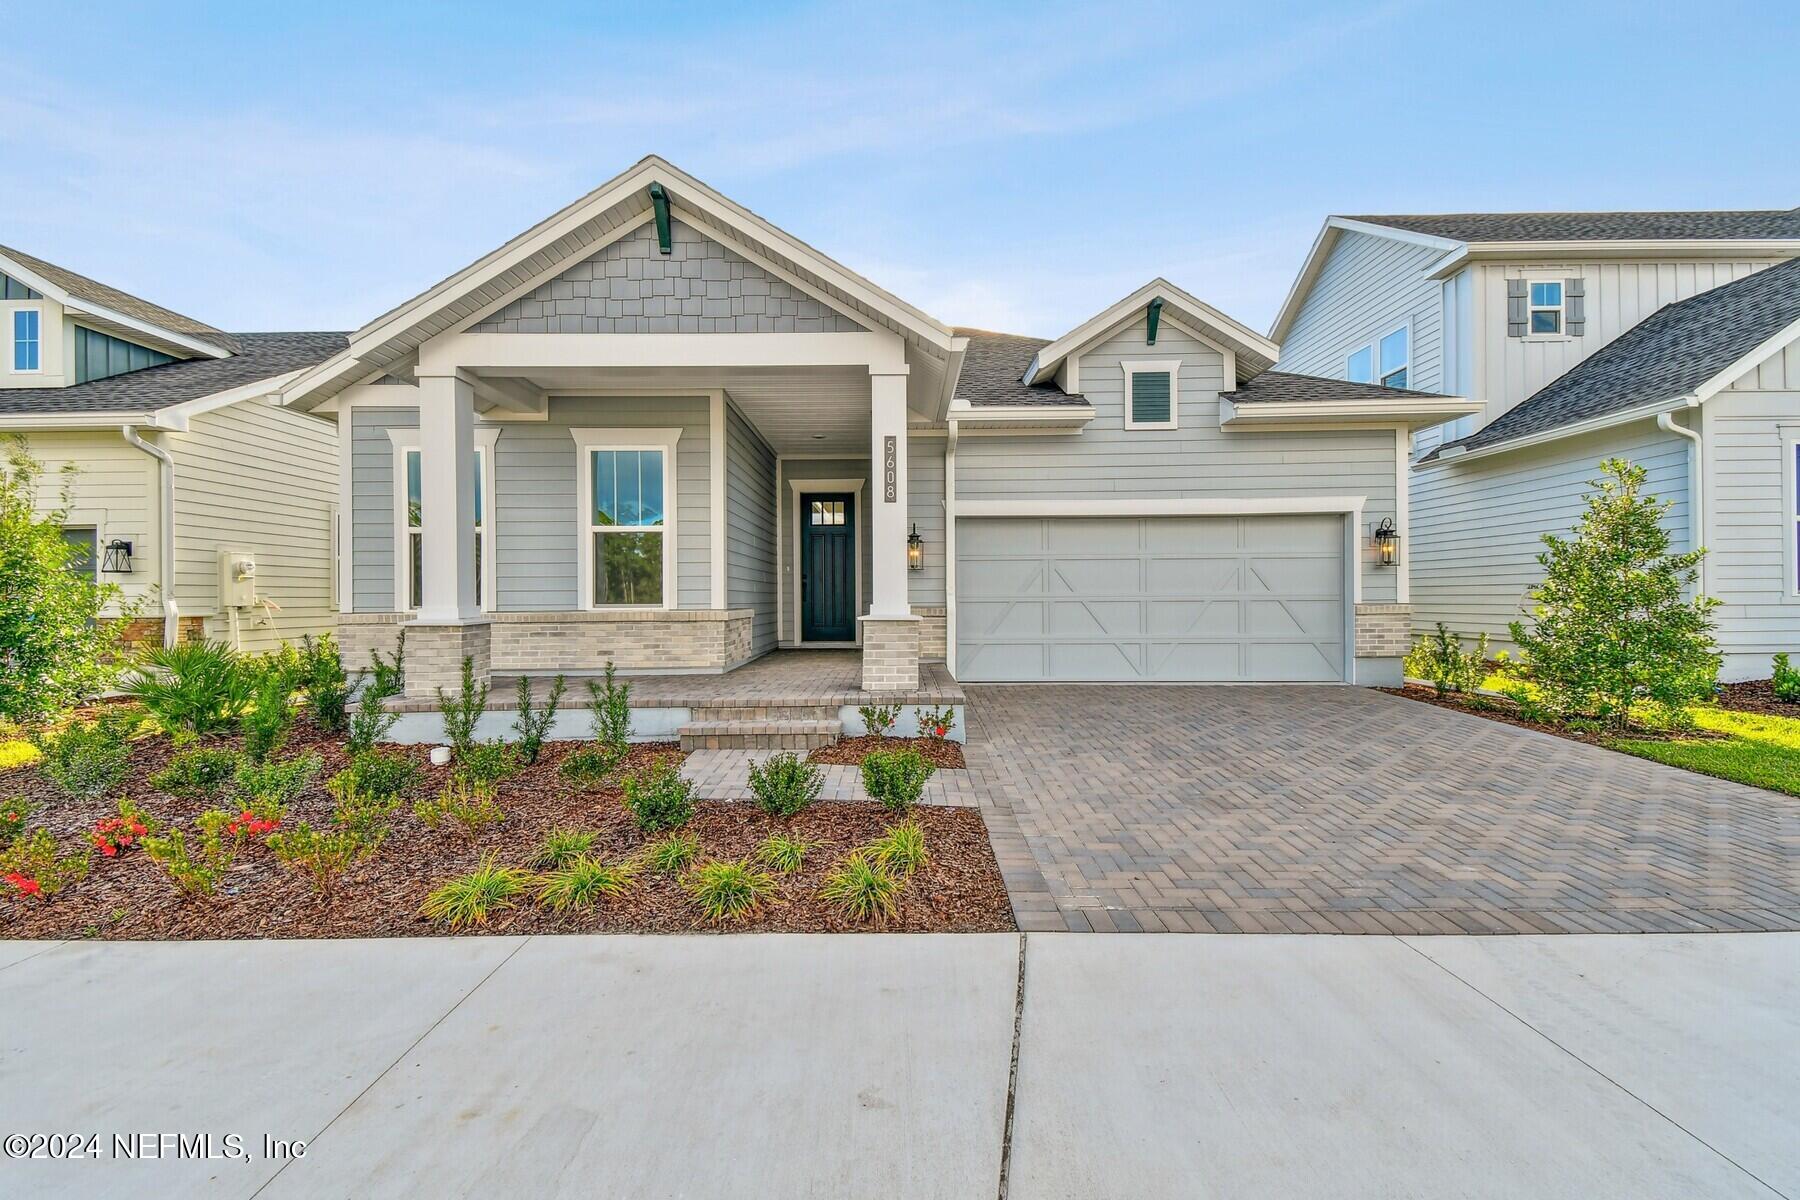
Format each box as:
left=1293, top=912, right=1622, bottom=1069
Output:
left=801, top=493, right=856, bottom=642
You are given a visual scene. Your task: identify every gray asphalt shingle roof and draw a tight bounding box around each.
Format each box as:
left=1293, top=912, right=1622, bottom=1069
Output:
left=1345, top=210, right=1800, bottom=244
left=0, top=332, right=348, bottom=416
left=952, top=328, right=1087, bottom=407
left=0, top=244, right=239, bottom=353
left=1221, top=371, right=1452, bottom=405
left=1434, top=257, right=1800, bottom=458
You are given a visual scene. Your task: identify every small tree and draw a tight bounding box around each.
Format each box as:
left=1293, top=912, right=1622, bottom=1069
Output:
left=0, top=438, right=132, bottom=722
left=1509, top=459, right=1719, bottom=729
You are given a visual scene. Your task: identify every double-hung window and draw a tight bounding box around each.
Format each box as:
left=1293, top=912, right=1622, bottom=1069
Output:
left=13, top=309, right=40, bottom=372
left=395, top=439, right=491, bottom=611
left=1529, top=281, right=1563, bottom=335
left=1378, top=325, right=1409, bottom=388
left=1788, top=433, right=1800, bottom=596
left=1122, top=360, right=1180, bottom=430
left=1345, top=344, right=1374, bottom=384
left=573, top=428, right=679, bottom=609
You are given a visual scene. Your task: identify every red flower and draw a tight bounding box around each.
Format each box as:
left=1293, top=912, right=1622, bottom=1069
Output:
left=5, top=872, right=41, bottom=898
left=934, top=725, right=947, bottom=737
left=100, top=844, right=118, bottom=858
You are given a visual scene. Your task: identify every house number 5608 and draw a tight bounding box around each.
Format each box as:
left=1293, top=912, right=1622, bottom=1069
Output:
left=883, top=436, right=897, bottom=503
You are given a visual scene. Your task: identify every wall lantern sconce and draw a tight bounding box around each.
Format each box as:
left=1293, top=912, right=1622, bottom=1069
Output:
left=907, top=523, right=924, bottom=571
left=1372, top=518, right=1399, bottom=567
left=100, top=539, right=134, bottom=574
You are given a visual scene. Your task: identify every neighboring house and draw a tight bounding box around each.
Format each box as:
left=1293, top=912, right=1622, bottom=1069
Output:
left=1273, top=210, right=1800, bottom=680
left=279, top=156, right=1475, bottom=697
left=0, top=243, right=345, bottom=652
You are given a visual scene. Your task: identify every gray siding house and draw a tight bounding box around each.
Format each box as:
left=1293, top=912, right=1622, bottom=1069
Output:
left=281, top=158, right=1475, bottom=700
left=1274, top=211, right=1800, bottom=680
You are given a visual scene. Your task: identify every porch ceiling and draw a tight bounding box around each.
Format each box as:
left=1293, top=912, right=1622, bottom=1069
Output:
left=476, top=364, right=883, bottom=456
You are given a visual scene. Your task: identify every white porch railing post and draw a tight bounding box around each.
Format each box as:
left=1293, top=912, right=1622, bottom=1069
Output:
left=415, top=371, right=481, bottom=624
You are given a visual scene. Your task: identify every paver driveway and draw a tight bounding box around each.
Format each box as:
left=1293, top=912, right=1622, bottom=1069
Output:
left=963, top=685, right=1800, bottom=934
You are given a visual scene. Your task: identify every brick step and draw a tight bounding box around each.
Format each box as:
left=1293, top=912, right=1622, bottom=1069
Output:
left=678, top=719, right=843, bottom=752
left=688, top=703, right=840, bottom=722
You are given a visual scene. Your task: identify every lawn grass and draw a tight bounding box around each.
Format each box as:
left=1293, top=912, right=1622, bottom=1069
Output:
left=1609, top=708, right=1800, bottom=798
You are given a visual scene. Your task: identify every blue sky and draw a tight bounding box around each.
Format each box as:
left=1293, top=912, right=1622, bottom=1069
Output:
left=4, top=1, right=1797, bottom=339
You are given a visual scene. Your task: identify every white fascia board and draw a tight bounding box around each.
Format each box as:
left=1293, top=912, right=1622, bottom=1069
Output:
left=958, top=496, right=1366, bottom=518
left=0, top=412, right=167, bottom=431
left=1425, top=238, right=1800, bottom=279
left=422, top=330, right=907, bottom=373
left=1270, top=218, right=1464, bottom=341
left=1222, top=397, right=1482, bottom=430
left=1025, top=278, right=1277, bottom=386
left=1425, top=398, right=1692, bottom=467
left=945, top=402, right=1095, bottom=429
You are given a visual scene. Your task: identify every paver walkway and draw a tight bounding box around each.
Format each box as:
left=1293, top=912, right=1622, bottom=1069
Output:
left=963, top=684, right=1800, bottom=934
left=680, top=748, right=979, bottom=806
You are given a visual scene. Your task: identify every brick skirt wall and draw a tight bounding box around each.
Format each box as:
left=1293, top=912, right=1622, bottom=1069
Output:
left=339, top=610, right=757, bottom=677
left=915, top=606, right=947, bottom=662
left=1355, top=604, right=1412, bottom=659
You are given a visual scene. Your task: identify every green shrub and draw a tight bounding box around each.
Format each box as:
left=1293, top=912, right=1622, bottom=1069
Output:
left=587, top=662, right=632, bottom=750
left=150, top=746, right=241, bottom=804
left=857, top=702, right=901, bottom=737
left=345, top=633, right=405, bottom=754
left=1496, top=681, right=1553, bottom=725
left=413, top=778, right=504, bottom=834
left=34, top=713, right=134, bottom=801
left=682, top=858, right=776, bottom=924
left=860, top=748, right=934, bottom=813
left=747, top=752, right=822, bottom=818
left=819, top=851, right=901, bottom=923
left=622, top=761, right=694, bottom=832
left=452, top=742, right=517, bottom=788
left=640, top=832, right=700, bottom=876
left=238, top=662, right=298, bottom=763
left=420, top=853, right=530, bottom=928
left=120, top=641, right=254, bottom=735
left=535, top=855, right=638, bottom=911
left=437, top=656, right=489, bottom=760
left=1773, top=653, right=1800, bottom=704
left=329, top=750, right=420, bottom=804
left=266, top=822, right=368, bottom=895
left=142, top=810, right=239, bottom=897
left=364, top=630, right=406, bottom=700
left=296, top=634, right=352, bottom=733
left=0, top=438, right=133, bottom=722
left=918, top=705, right=957, bottom=740
left=1404, top=623, right=1489, bottom=697
left=512, top=674, right=565, bottom=765
left=531, top=827, right=597, bottom=869
left=755, top=833, right=815, bottom=875
left=234, top=752, right=323, bottom=822
left=866, top=819, right=928, bottom=876
left=1510, top=458, right=1720, bottom=730
left=560, top=743, right=626, bottom=789
left=0, top=796, right=35, bottom=842
left=1, top=827, right=92, bottom=898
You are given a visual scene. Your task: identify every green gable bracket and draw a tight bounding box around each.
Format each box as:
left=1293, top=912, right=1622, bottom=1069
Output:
left=649, top=183, right=672, bottom=255
left=1145, top=297, right=1164, bottom=345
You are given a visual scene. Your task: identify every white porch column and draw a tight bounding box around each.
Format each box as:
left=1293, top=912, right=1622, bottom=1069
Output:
left=407, top=370, right=489, bottom=697
left=868, top=367, right=912, bottom=618
left=861, top=366, right=920, bottom=691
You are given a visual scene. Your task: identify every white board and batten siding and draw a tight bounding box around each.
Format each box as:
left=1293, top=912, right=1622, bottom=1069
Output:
left=1707, top=342, right=1800, bottom=679
left=169, top=401, right=339, bottom=652
left=1410, top=422, right=1690, bottom=651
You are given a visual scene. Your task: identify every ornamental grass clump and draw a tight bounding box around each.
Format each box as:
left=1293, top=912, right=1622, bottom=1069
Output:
left=819, top=851, right=901, bottom=924
left=535, top=855, right=638, bottom=912
left=532, top=827, right=598, bottom=869
left=755, top=833, right=816, bottom=875
left=682, top=858, right=777, bottom=924
left=150, top=746, right=241, bottom=805
left=860, top=747, right=934, bottom=813
left=622, top=761, right=694, bottom=833
left=747, top=752, right=822, bottom=818
left=421, top=854, right=531, bottom=928
left=865, top=819, right=928, bottom=877
left=639, top=832, right=700, bottom=876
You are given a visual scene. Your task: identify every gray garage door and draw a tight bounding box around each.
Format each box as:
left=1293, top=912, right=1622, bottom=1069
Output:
left=956, top=515, right=1346, bottom=682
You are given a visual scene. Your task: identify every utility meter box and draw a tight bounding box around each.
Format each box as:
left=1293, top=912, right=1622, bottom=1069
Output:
left=219, top=550, right=258, bottom=608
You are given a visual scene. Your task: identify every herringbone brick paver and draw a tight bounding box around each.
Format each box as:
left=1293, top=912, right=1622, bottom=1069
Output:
left=963, top=685, right=1800, bottom=935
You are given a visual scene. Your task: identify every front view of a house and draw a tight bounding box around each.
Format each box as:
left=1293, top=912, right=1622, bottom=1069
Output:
left=281, top=157, right=1475, bottom=700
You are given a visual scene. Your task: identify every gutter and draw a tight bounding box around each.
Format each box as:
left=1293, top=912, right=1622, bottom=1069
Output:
left=121, top=425, right=180, bottom=647
left=1657, top=402, right=1707, bottom=595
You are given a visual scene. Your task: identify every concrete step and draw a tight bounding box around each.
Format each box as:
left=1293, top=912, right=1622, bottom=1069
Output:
left=678, top=718, right=843, bottom=752
left=688, top=703, right=840, bottom=722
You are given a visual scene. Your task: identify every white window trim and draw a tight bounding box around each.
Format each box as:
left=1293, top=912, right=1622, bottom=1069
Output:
left=1345, top=342, right=1375, bottom=385
left=571, top=426, right=680, bottom=612
left=1784, top=426, right=1800, bottom=601
left=1122, top=359, right=1181, bottom=431
left=1526, top=279, right=1565, bottom=338
left=1377, top=320, right=1411, bottom=389
left=389, top=426, right=497, bottom=614
left=11, top=305, right=43, bottom=374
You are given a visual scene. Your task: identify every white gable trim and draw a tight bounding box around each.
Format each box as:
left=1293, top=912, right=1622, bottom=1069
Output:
left=1024, top=278, right=1276, bottom=388
left=0, top=249, right=232, bottom=360
left=1269, top=218, right=1464, bottom=343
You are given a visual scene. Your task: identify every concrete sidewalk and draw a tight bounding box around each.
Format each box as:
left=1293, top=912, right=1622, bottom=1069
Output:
left=1, top=933, right=1795, bottom=1198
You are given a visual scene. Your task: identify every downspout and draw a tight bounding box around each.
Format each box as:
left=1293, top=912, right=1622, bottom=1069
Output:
left=121, top=425, right=180, bottom=647
left=944, top=419, right=958, bottom=679
left=1657, top=401, right=1706, bottom=596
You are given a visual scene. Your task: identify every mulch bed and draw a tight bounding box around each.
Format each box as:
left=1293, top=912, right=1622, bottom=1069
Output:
left=0, top=726, right=1013, bottom=939
left=808, top=736, right=966, bottom=769
left=1381, top=685, right=1721, bottom=745
left=1713, top=679, right=1800, bottom=719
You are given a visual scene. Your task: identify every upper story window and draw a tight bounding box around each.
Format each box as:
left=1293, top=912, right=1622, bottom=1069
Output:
left=1529, top=281, right=1563, bottom=334
left=1379, top=326, right=1409, bottom=389
left=1345, top=345, right=1373, bottom=384
left=1122, top=360, right=1180, bottom=430
left=13, top=309, right=40, bottom=372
